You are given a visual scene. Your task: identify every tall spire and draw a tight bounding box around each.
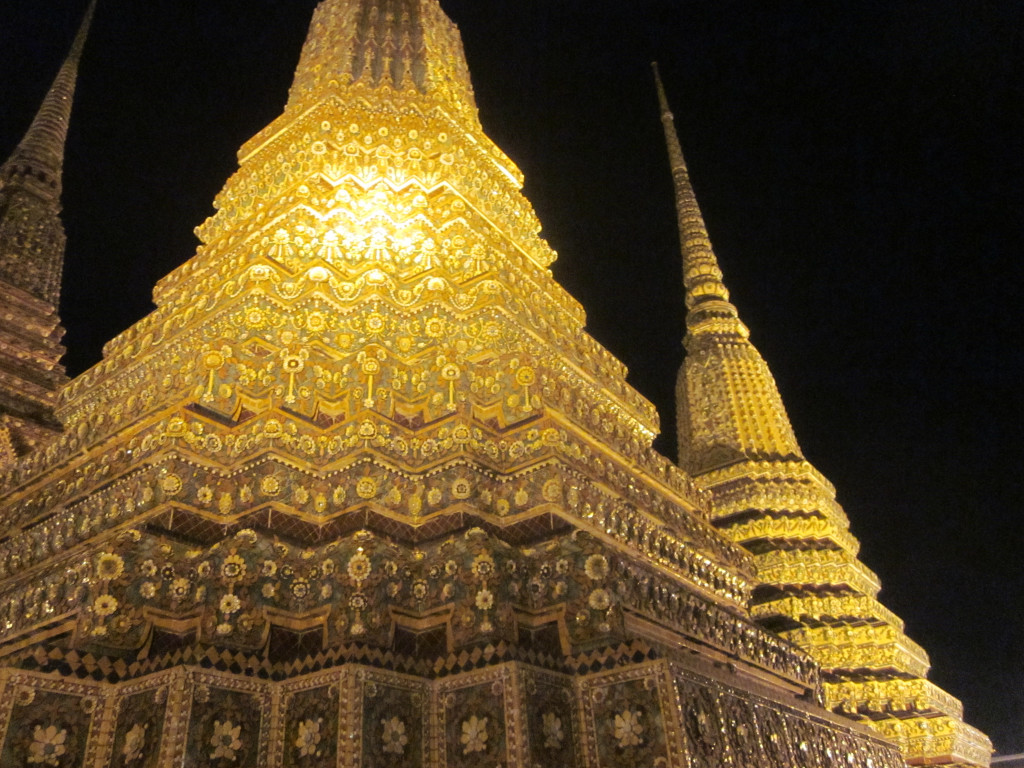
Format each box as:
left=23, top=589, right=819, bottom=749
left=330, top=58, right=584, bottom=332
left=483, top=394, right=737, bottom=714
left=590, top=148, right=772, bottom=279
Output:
left=655, top=67, right=992, bottom=765
left=0, top=0, right=95, bottom=461
left=653, top=63, right=745, bottom=340
left=0, top=0, right=96, bottom=212
left=653, top=63, right=801, bottom=474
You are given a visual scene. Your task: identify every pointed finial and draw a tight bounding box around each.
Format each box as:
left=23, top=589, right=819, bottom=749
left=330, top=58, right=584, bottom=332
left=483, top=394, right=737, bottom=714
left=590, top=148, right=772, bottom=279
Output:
left=0, top=0, right=97, bottom=201
left=652, top=63, right=746, bottom=340
left=70, top=0, right=99, bottom=59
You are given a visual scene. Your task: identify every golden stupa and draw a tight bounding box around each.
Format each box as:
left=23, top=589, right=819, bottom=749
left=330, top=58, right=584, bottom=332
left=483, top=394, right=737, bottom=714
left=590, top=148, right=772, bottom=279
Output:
left=0, top=1, right=990, bottom=766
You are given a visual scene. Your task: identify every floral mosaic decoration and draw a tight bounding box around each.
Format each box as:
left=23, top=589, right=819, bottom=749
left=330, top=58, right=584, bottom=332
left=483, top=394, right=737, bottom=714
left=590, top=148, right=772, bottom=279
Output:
left=360, top=677, right=426, bottom=767
left=0, top=687, right=94, bottom=768
left=523, top=672, right=577, bottom=766
left=443, top=678, right=508, bottom=768
left=109, top=687, right=167, bottom=768
left=76, top=520, right=665, bottom=661
left=283, top=683, right=339, bottom=768
left=586, top=674, right=669, bottom=768
left=185, top=683, right=264, bottom=768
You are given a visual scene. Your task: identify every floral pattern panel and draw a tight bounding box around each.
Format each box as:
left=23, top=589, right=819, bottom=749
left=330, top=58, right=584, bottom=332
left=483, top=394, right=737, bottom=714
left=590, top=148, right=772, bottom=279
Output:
left=442, top=676, right=510, bottom=768
left=0, top=685, right=95, bottom=768
left=283, top=682, right=340, bottom=768
left=185, top=681, right=266, bottom=768
left=109, top=686, right=168, bottom=768
left=522, top=670, right=579, bottom=768
left=584, top=672, right=669, bottom=768
left=360, top=674, right=427, bottom=768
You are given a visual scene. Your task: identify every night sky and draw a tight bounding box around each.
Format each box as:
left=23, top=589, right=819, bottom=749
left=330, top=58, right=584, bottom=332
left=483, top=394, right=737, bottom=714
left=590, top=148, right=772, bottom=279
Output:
left=3, top=0, right=1022, bottom=754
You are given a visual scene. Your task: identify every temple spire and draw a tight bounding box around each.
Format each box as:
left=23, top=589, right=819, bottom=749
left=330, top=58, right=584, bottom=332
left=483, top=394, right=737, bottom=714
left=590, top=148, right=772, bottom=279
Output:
left=652, top=62, right=747, bottom=341
left=1, top=0, right=96, bottom=208
left=654, top=68, right=991, bottom=765
left=653, top=64, right=800, bottom=473
left=0, top=0, right=95, bottom=462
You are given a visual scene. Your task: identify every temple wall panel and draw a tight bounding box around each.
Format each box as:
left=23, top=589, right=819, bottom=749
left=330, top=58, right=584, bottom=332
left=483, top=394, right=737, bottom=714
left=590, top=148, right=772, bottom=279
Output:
left=353, top=668, right=430, bottom=768
left=670, top=662, right=904, bottom=768
left=519, top=666, right=581, bottom=768
left=277, top=669, right=346, bottom=767
left=106, top=670, right=177, bottom=767
left=0, top=658, right=908, bottom=768
left=0, top=670, right=104, bottom=768
left=180, top=670, right=273, bottom=767
left=578, top=660, right=680, bottom=767
left=435, top=664, right=521, bottom=768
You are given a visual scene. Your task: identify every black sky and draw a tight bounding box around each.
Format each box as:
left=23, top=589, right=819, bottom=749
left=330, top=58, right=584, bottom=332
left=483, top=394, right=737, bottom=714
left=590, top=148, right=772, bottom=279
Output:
left=2, top=0, right=1022, bottom=754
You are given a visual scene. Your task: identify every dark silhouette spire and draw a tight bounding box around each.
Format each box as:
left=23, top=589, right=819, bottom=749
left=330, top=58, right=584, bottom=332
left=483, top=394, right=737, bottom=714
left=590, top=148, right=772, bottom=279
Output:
left=1, top=0, right=95, bottom=210
left=0, top=0, right=96, bottom=460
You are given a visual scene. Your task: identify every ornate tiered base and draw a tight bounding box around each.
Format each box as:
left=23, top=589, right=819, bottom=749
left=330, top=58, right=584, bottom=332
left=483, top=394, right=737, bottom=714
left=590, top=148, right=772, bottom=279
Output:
left=0, top=646, right=903, bottom=767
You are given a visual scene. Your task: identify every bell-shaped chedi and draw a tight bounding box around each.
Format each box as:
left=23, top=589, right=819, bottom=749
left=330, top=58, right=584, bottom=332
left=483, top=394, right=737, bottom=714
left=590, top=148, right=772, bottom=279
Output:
left=657, top=63, right=991, bottom=766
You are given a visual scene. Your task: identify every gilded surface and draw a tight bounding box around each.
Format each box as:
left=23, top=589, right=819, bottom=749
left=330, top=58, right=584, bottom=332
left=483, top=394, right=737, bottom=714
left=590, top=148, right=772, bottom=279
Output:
left=659, top=55, right=992, bottom=768
left=0, top=0, right=985, bottom=766
left=0, top=661, right=905, bottom=768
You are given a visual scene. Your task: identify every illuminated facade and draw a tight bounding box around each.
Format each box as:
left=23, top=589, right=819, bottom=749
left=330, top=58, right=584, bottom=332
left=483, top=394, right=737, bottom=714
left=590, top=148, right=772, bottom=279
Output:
left=654, top=68, right=992, bottom=765
left=0, top=1, right=989, bottom=766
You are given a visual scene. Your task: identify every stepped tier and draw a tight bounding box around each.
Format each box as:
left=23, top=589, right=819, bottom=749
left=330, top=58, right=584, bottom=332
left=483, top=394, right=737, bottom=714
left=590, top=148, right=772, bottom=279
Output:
left=0, top=1, right=984, bottom=766
left=657, top=63, right=992, bottom=765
